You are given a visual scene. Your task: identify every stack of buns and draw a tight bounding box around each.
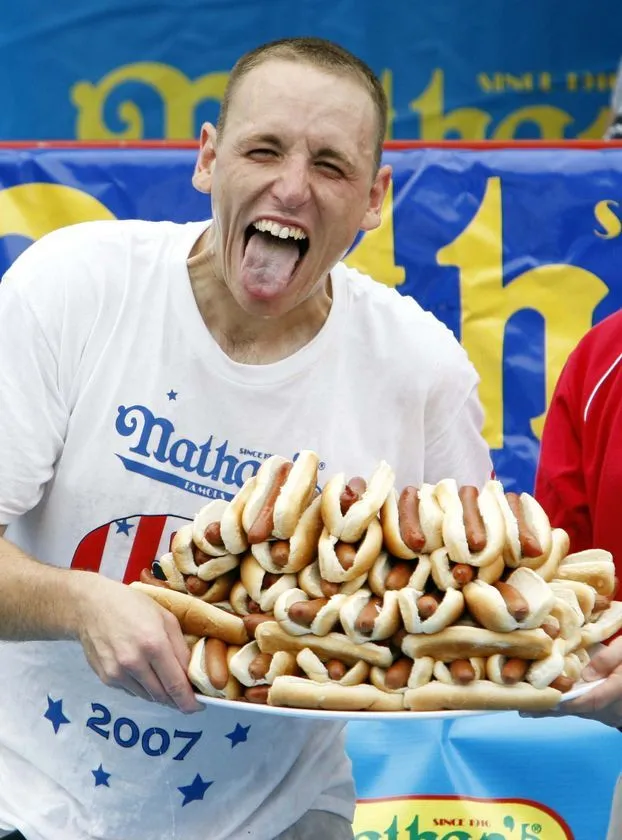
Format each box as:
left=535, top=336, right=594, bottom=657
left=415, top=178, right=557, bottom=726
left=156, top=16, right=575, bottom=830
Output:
left=131, top=451, right=622, bottom=712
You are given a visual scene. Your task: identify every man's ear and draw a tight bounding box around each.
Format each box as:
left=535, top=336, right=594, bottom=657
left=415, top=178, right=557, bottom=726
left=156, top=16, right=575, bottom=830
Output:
left=192, top=122, right=218, bottom=194
left=360, top=164, right=392, bottom=232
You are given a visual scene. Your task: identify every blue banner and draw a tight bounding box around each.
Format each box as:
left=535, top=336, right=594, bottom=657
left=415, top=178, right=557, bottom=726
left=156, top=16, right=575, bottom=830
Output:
left=0, top=143, right=621, bottom=839
left=0, top=1, right=620, bottom=141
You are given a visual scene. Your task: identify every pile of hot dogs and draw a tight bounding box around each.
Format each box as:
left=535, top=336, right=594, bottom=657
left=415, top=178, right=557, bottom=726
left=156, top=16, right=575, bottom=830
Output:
left=132, top=452, right=622, bottom=712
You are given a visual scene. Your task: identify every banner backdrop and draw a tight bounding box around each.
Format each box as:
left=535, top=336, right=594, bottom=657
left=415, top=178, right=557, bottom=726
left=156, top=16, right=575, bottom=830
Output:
left=0, top=143, right=620, bottom=839
left=0, top=1, right=621, bottom=141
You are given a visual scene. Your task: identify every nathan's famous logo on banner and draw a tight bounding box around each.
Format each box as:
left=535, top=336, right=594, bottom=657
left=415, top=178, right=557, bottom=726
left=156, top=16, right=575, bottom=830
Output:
left=353, top=796, right=572, bottom=839
left=69, top=62, right=614, bottom=141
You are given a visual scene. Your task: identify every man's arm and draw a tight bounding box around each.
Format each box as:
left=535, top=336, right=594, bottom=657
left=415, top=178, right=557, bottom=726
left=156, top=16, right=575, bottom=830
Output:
left=0, top=527, right=201, bottom=712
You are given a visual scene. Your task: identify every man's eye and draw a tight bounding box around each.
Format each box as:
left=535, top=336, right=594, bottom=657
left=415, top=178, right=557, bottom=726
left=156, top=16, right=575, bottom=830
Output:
left=248, top=148, right=277, bottom=159
left=316, top=161, right=343, bottom=176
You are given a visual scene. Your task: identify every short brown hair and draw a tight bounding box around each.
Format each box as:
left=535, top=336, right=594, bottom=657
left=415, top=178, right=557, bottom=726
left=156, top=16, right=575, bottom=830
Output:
left=217, top=37, right=388, bottom=171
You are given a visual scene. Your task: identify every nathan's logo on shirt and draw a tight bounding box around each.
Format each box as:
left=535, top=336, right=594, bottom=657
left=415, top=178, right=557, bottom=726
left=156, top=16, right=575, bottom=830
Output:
left=114, top=403, right=274, bottom=500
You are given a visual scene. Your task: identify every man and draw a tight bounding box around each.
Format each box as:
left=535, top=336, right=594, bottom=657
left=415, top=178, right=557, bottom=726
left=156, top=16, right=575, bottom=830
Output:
left=534, top=310, right=622, bottom=839
left=0, top=38, right=491, bottom=840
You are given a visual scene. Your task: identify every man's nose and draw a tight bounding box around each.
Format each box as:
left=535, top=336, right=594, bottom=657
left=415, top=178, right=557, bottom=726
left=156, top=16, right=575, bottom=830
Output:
left=271, top=156, right=311, bottom=209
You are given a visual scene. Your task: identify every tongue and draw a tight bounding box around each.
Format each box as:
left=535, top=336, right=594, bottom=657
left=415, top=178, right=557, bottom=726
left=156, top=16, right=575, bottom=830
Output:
left=241, top=232, right=300, bottom=298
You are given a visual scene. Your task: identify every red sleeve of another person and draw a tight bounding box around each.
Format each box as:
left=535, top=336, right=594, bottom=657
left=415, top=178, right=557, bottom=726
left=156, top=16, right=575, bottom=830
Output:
left=535, top=311, right=622, bottom=575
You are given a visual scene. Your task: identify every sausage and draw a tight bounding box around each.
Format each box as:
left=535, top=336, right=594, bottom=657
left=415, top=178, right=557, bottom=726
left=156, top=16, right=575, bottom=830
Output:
left=269, top=541, right=290, bottom=568
left=247, top=462, right=293, bottom=544
left=325, top=660, right=348, bottom=681
left=243, top=685, right=270, bottom=704
left=335, top=542, right=357, bottom=570
left=320, top=579, right=341, bottom=597
left=449, top=659, right=477, bottom=685
left=385, top=562, right=413, bottom=590
left=339, top=477, right=367, bottom=515
left=287, top=598, right=329, bottom=627
left=203, top=638, right=229, bottom=691
left=398, top=486, right=426, bottom=552
left=384, top=657, right=412, bottom=690
left=416, top=593, right=441, bottom=619
left=139, top=567, right=171, bottom=589
left=459, top=486, right=487, bottom=552
left=493, top=580, right=530, bottom=622
left=505, top=492, right=543, bottom=558
left=594, top=594, right=612, bottom=612
left=452, top=563, right=475, bottom=585
left=185, top=575, right=210, bottom=597
left=261, top=573, right=282, bottom=591
left=242, top=613, right=274, bottom=637
left=541, top=617, right=561, bottom=639
left=500, top=658, right=529, bottom=685
left=248, top=652, right=273, bottom=681
left=354, top=596, right=382, bottom=635
left=549, top=675, right=575, bottom=693
left=203, top=521, right=223, bottom=546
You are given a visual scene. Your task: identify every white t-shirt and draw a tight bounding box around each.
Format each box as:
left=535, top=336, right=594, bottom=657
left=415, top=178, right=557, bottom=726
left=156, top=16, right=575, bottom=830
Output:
left=0, top=220, right=492, bottom=840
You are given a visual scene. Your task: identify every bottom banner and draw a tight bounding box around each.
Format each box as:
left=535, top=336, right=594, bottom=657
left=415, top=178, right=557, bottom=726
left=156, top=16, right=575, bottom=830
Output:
left=346, top=713, right=620, bottom=840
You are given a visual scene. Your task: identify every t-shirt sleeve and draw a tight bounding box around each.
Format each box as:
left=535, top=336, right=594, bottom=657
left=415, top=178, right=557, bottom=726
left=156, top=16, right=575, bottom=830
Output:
left=0, top=271, right=69, bottom=523
left=534, top=357, right=592, bottom=552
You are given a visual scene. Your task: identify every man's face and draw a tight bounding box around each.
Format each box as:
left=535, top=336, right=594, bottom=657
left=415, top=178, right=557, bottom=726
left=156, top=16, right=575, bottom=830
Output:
left=196, top=58, right=390, bottom=318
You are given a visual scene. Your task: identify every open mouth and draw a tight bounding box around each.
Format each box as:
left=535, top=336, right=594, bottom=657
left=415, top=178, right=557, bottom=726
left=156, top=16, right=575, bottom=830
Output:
left=244, top=220, right=310, bottom=270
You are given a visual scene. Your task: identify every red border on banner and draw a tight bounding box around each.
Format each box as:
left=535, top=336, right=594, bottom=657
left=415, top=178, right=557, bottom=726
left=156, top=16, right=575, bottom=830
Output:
left=0, top=139, right=622, bottom=150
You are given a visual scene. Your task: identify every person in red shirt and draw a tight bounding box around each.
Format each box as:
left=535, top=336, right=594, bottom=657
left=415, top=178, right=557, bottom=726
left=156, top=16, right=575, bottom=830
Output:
left=535, top=310, right=622, bottom=840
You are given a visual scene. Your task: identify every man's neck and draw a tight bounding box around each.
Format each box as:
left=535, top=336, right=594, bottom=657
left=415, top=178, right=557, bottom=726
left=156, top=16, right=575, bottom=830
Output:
left=186, top=230, right=332, bottom=365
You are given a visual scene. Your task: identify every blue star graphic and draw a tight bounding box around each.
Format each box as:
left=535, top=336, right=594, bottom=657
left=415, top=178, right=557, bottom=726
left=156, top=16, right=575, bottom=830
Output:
left=225, top=723, right=251, bottom=748
left=167, top=390, right=178, bottom=401
left=115, top=518, right=135, bottom=536
left=44, top=696, right=71, bottom=734
left=178, top=774, right=213, bottom=806
left=92, top=764, right=111, bottom=787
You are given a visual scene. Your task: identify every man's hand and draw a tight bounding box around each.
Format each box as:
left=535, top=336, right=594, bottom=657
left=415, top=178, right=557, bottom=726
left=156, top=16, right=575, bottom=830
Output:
left=559, top=638, right=622, bottom=728
left=71, top=573, right=203, bottom=713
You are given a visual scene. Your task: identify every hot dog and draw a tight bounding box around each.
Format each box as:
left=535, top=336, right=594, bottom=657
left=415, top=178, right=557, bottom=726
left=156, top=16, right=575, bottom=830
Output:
left=268, top=675, right=404, bottom=711
left=403, top=680, right=562, bottom=712
left=367, top=552, right=427, bottom=597
left=338, top=588, right=401, bottom=644
left=297, top=560, right=367, bottom=599
left=379, top=484, right=444, bottom=558
left=188, top=637, right=242, bottom=699
left=434, top=479, right=506, bottom=568
left=581, top=600, right=622, bottom=646
left=273, top=588, right=347, bottom=636
left=255, top=619, right=393, bottom=668
left=144, top=553, right=187, bottom=592
left=495, top=489, right=553, bottom=569
left=462, top=567, right=555, bottom=633
left=398, top=586, right=465, bottom=634
left=296, top=648, right=370, bottom=686
left=228, top=641, right=298, bottom=687
left=171, top=523, right=240, bottom=585
left=369, top=656, right=435, bottom=694
left=242, top=451, right=319, bottom=543
left=129, top=581, right=249, bottom=645
left=401, top=624, right=554, bottom=662
left=239, top=553, right=298, bottom=613
left=250, top=496, right=324, bottom=574
left=320, top=461, right=395, bottom=542
left=318, top=518, right=384, bottom=583
left=192, top=499, right=231, bottom=557
left=433, top=657, right=486, bottom=686
left=429, top=547, right=504, bottom=592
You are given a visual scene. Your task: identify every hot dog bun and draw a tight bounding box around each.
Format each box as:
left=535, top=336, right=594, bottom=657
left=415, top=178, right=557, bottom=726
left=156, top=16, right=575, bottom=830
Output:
left=255, top=619, right=393, bottom=668
left=130, top=581, right=248, bottom=645
left=463, top=567, right=555, bottom=632
left=496, top=490, right=553, bottom=569
left=321, top=461, right=395, bottom=542
left=250, top=495, right=324, bottom=575
left=401, top=624, right=553, bottom=661
left=188, top=638, right=242, bottom=699
left=434, top=479, right=506, bottom=568
left=296, top=648, right=370, bottom=686
left=318, top=518, right=383, bottom=583
left=379, top=484, right=444, bottom=559
left=273, top=588, right=347, bottom=636
left=228, top=641, right=298, bottom=687
left=404, top=680, right=561, bottom=711
left=272, top=450, right=319, bottom=539
left=268, top=675, right=404, bottom=711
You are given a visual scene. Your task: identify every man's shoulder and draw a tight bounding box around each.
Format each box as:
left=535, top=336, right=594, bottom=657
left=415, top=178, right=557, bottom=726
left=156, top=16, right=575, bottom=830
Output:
left=334, top=262, right=464, bottom=351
